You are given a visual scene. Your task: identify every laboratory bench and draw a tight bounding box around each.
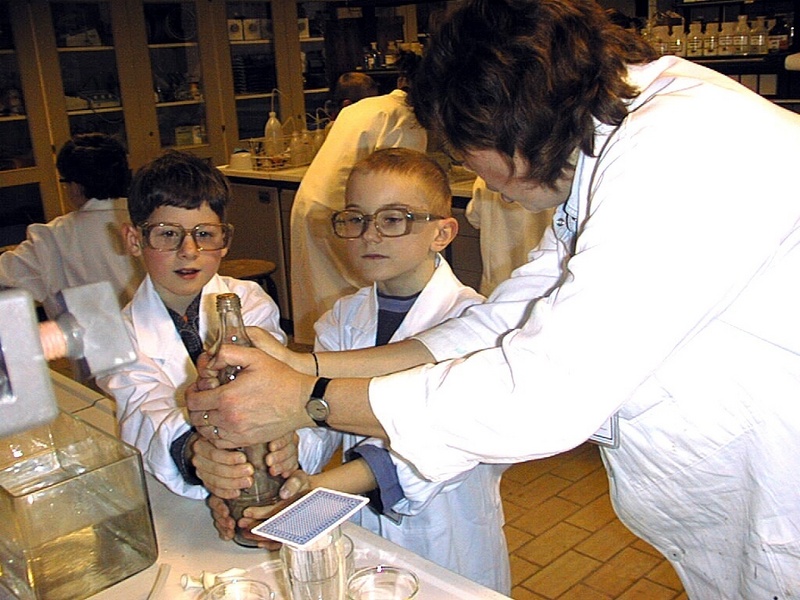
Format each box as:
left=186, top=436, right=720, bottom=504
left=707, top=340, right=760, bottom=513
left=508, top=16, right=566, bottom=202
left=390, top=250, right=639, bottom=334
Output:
left=49, top=370, right=509, bottom=599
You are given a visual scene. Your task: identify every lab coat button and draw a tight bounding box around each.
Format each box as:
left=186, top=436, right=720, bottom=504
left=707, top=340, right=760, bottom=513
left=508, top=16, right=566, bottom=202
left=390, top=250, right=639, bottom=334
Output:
left=667, top=546, right=685, bottom=561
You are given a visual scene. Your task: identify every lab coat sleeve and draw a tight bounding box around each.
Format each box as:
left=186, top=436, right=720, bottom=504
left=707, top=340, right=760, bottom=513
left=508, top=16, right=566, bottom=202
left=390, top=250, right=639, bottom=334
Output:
left=96, top=338, right=205, bottom=499
left=0, top=223, right=65, bottom=303
left=354, top=437, right=474, bottom=516
left=371, top=81, right=800, bottom=482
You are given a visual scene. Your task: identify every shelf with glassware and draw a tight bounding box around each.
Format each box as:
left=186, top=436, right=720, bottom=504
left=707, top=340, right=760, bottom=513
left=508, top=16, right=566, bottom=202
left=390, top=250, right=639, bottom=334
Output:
left=225, top=1, right=280, bottom=141
left=647, top=0, right=797, bottom=98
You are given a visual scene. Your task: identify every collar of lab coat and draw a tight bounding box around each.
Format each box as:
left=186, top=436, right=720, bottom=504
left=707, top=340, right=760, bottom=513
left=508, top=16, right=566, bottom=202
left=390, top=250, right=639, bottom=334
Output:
left=350, top=254, right=484, bottom=344
left=127, top=273, right=232, bottom=363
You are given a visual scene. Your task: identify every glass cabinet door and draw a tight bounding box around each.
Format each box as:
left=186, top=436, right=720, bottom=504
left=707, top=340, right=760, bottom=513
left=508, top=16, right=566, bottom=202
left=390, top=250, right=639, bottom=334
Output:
left=0, top=3, right=35, bottom=172
left=298, top=1, right=329, bottom=130
left=144, top=0, right=208, bottom=149
left=226, top=0, right=279, bottom=140
left=49, top=1, right=127, bottom=143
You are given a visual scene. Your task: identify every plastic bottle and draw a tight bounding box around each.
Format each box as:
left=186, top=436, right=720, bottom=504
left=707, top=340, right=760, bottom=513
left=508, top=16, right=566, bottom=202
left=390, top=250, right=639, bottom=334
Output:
left=263, top=110, right=283, bottom=157
left=749, top=16, right=769, bottom=55
left=210, top=293, right=284, bottom=548
left=703, top=22, right=719, bottom=57
left=718, top=21, right=736, bottom=56
left=732, top=15, right=750, bottom=56
left=686, top=22, right=704, bottom=58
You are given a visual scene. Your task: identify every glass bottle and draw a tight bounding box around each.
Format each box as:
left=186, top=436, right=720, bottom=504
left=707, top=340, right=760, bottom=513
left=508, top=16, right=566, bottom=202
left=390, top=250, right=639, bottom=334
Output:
left=768, top=15, right=791, bottom=53
left=732, top=15, right=751, bottom=56
left=686, top=22, right=704, bottom=58
left=718, top=21, right=736, bottom=56
left=749, top=16, right=769, bottom=55
left=211, top=293, right=284, bottom=548
left=669, top=24, right=686, bottom=57
left=703, top=22, right=719, bottom=57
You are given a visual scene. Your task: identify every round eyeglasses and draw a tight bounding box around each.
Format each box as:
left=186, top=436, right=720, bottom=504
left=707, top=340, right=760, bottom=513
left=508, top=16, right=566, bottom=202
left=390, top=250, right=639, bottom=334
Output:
left=331, top=208, right=444, bottom=239
left=137, top=222, right=234, bottom=252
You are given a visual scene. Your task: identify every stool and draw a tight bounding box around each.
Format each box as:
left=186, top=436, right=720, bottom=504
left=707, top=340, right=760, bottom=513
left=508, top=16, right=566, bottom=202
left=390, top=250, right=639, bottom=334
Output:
left=219, top=259, right=279, bottom=304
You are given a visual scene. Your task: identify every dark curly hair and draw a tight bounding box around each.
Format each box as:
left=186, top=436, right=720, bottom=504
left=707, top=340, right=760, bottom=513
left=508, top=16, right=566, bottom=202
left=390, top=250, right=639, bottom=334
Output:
left=127, top=150, right=230, bottom=225
left=56, top=133, right=130, bottom=200
left=409, top=0, right=657, bottom=187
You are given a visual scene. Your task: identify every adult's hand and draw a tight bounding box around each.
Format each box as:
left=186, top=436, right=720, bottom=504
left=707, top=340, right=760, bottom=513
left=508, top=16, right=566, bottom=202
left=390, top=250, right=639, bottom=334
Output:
left=186, top=344, right=315, bottom=448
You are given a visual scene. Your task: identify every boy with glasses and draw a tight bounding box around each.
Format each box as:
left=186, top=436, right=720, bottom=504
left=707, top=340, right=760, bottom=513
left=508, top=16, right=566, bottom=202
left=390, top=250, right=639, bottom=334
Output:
left=204, top=149, right=511, bottom=593
left=97, top=150, right=288, bottom=499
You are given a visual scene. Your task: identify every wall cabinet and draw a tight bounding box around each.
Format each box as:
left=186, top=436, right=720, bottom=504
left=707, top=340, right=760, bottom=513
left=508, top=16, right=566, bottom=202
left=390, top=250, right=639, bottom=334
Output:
left=0, top=0, right=443, bottom=247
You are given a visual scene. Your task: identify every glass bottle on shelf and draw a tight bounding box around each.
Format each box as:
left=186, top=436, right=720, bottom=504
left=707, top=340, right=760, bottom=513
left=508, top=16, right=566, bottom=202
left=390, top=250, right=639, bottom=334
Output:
left=0, top=4, right=35, bottom=173
left=669, top=23, right=686, bottom=57
left=145, top=1, right=207, bottom=149
left=226, top=0, right=278, bottom=141
left=718, top=21, right=736, bottom=56
left=686, top=22, right=704, bottom=58
left=768, top=15, right=791, bottom=53
left=732, top=15, right=751, bottom=56
left=48, top=1, right=127, bottom=142
left=749, top=16, right=769, bottom=55
left=703, top=22, right=719, bottom=57
left=210, top=292, right=284, bottom=548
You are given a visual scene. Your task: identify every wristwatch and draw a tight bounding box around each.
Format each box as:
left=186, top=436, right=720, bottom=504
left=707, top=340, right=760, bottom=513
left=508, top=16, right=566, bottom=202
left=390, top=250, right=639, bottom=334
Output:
left=306, top=377, right=332, bottom=428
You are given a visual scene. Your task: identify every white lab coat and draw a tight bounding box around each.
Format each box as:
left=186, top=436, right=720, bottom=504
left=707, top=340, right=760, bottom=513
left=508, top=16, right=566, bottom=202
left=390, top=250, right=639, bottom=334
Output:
left=466, top=177, right=552, bottom=296
left=0, top=197, right=144, bottom=307
left=370, top=57, right=800, bottom=598
left=299, top=257, right=511, bottom=594
left=97, top=274, right=286, bottom=499
left=289, top=89, right=428, bottom=344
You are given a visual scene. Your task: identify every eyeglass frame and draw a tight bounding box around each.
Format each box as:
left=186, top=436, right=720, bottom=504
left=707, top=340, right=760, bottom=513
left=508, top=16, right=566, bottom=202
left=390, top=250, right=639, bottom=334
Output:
left=136, top=221, right=234, bottom=252
left=330, top=207, right=446, bottom=239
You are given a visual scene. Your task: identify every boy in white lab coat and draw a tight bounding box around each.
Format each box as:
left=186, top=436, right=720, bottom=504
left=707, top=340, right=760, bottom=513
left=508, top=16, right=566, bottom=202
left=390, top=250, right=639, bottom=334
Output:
left=97, top=151, right=287, bottom=498
left=208, top=148, right=511, bottom=593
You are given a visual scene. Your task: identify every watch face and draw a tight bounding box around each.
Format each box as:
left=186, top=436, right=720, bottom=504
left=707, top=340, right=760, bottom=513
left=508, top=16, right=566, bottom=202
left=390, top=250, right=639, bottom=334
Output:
left=306, top=398, right=329, bottom=422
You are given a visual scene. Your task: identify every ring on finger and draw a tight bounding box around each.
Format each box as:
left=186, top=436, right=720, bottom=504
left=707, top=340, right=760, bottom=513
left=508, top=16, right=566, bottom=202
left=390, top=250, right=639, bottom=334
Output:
left=212, top=426, right=220, bottom=438
left=202, top=411, right=209, bottom=423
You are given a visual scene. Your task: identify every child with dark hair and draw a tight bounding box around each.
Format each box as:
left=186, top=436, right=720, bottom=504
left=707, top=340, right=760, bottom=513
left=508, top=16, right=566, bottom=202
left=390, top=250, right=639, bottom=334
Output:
left=0, top=132, right=144, bottom=306
left=97, top=150, right=287, bottom=499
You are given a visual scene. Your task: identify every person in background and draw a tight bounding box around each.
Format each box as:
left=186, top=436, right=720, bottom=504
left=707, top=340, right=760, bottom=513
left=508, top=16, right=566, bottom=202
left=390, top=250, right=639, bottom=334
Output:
left=289, top=54, right=427, bottom=345
left=202, top=149, right=510, bottom=593
left=465, top=176, right=552, bottom=296
left=96, top=150, right=289, bottom=499
left=324, top=72, right=379, bottom=127
left=0, top=133, right=144, bottom=307
left=186, top=0, right=800, bottom=596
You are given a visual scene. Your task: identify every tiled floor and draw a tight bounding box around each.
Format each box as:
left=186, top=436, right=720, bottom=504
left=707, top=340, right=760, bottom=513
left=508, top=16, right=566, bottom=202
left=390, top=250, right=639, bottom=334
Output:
left=503, top=443, right=687, bottom=599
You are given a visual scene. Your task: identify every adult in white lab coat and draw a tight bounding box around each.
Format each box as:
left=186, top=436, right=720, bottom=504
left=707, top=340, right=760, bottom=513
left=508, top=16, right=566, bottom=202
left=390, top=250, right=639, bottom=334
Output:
left=0, top=133, right=144, bottom=306
left=98, top=274, right=285, bottom=498
left=465, top=176, right=552, bottom=295
left=300, top=255, right=509, bottom=594
left=187, top=1, right=800, bottom=596
left=289, top=86, right=427, bottom=344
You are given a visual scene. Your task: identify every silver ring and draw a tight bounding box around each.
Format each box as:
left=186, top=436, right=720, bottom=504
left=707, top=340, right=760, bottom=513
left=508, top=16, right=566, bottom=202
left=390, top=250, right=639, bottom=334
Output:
left=202, top=411, right=209, bottom=423
left=212, top=426, right=220, bottom=438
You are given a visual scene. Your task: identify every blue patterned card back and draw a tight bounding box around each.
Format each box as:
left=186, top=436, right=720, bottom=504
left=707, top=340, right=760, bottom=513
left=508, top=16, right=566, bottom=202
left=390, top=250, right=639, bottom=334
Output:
left=251, top=487, right=368, bottom=547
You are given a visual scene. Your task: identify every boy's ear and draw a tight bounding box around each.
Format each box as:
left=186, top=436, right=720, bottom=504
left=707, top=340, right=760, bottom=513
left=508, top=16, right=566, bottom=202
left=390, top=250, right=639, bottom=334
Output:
left=430, top=216, right=459, bottom=253
left=122, top=223, right=143, bottom=257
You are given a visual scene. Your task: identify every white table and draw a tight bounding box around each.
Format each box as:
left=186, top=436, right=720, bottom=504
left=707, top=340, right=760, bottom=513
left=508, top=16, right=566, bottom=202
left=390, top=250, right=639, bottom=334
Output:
left=51, top=372, right=509, bottom=599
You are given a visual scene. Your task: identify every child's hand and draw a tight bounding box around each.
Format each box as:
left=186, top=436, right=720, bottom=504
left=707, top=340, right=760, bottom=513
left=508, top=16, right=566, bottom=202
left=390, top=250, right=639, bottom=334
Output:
left=192, top=436, right=252, bottom=499
left=195, top=351, right=221, bottom=391
left=208, top=494, right=235, bottom=541
left=267, top=431, right=300, bottom=478
left=246, top=327, right=290, bottom=363
left=279, top=468, right=313, bottom=500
